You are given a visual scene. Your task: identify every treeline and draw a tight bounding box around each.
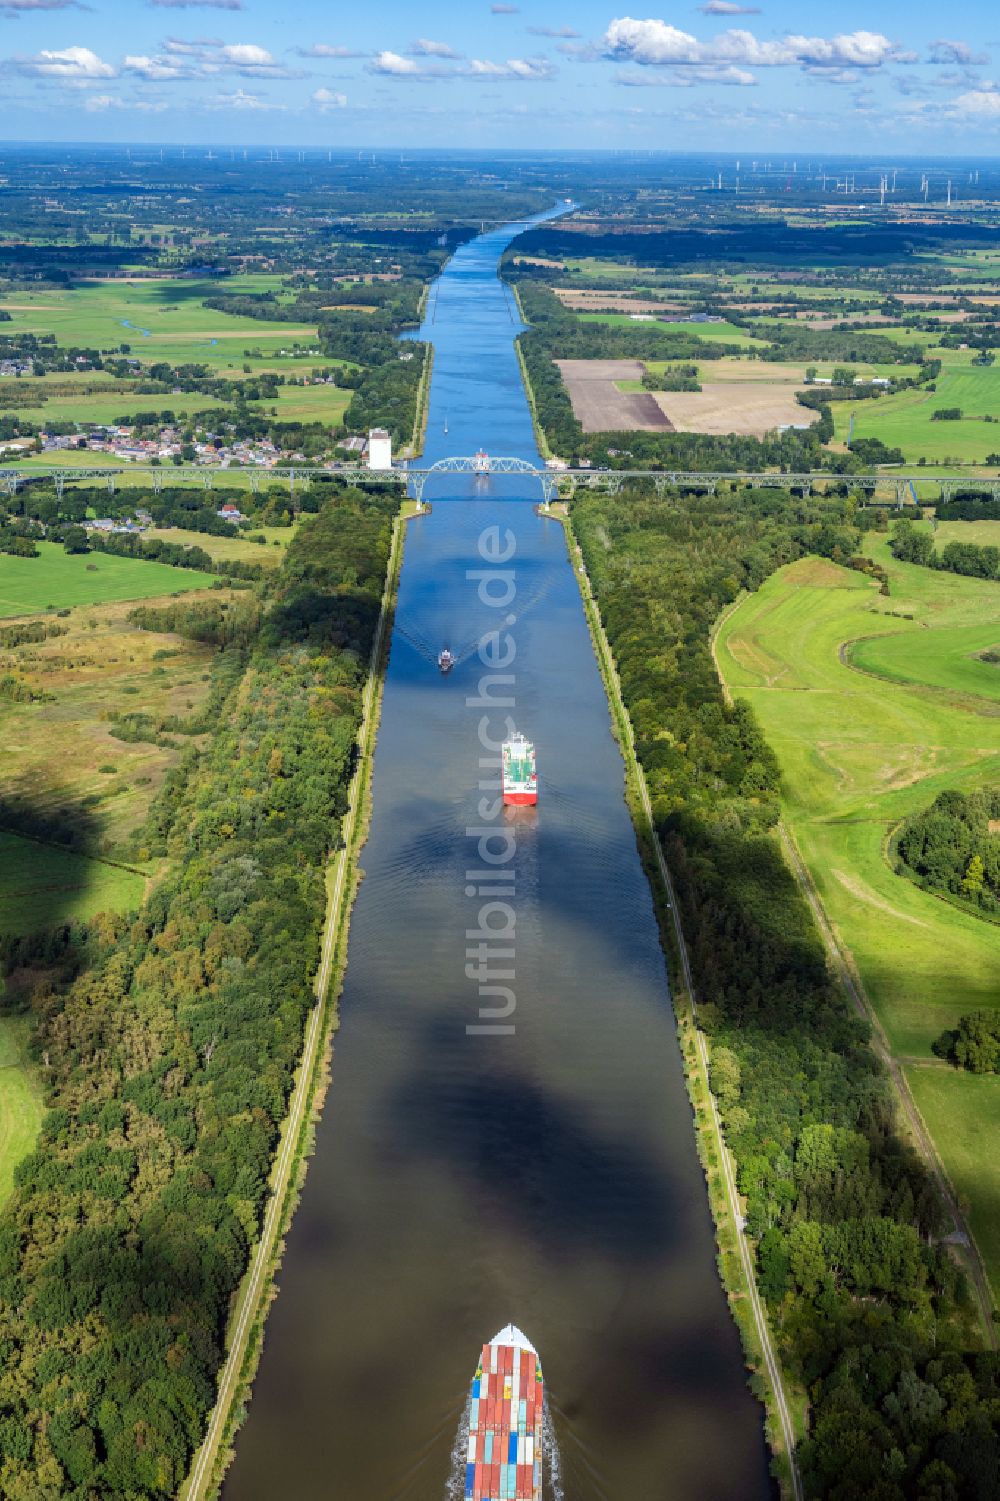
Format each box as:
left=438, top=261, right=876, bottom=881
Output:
left=5, top=483, right=298, bottom=536
left=897, top=788, right=1000, bottom=918
left=572, top=483, right=995, bottom=1498
left=890, top=519, right=1000, bottom=581
left=755, top=322, right=922, bottom=366
left=0, top=485, right=396, bottom=1497
left=937, top=495, right=1000, bottom=522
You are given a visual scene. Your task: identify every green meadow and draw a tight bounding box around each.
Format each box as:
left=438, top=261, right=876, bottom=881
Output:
left=717, top=542, right=1000, bottom=1057
left=0, top=278, right=317, bottom=369
left=832, top=354, right=1000, bottom=461
left=153, top=523, right=295, bottom=565
left=0, top=832, right=143, bottom=936
left=0, top=541, right=218, bottom=617
left=716, top=544, right=1000, bottom=1290
left=906, top=1067, right=1000, bottom=1304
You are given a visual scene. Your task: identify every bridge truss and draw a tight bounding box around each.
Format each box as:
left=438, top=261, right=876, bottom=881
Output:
left=2, top=459, right=999, bottom=509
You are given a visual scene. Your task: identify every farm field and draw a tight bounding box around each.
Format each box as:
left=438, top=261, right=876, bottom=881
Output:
left=832, top=358, right=1000, bottom=461
left=265, top=382, right=352, bottom=423
left=906, top=1066, right=1000, bottom=1305
left=0, top=1014, right=43, bottom=1210
left=652, top=382, right=813, bottom=437
left=576, top=312, right=767, bottom=347
left=153, top=523, right=295, bottom=565
left=716, top=545, right=1000, bottom=1292
left=556, top=359, right=671, bottom=431
left=0, top=591, right=220, bottom=850
left=935, top=519, right=1000, bottom=548
left=0, top=280, right=317, bottom=369
left=0, top=540, right=219, bottom=617
left=4, top=389, right=223, bottom=429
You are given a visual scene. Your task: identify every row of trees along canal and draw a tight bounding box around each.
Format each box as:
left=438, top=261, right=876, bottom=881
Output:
left=570, top=481, right=1000, bottom=1501
left=0, top=482, right=399, bottom=1498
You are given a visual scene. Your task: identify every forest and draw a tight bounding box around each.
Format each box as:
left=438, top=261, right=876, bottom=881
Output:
left=0, top=484, right=396, bottom=1498
left=572, top=483, right=998, bottom=1498
left=897, top=788, right=1000, bottom=918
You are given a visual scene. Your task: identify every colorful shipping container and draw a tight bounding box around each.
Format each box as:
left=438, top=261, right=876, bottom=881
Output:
left=464, top=1326, right=543, bottom=1501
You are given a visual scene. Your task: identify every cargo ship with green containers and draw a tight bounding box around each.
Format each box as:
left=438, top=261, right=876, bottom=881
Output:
left=501, top=733, right=537, bottom=807
left=464, top=1325, right=543, bottom=1501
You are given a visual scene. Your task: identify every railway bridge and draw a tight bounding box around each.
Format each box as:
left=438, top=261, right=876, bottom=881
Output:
left=1, top=458, right=998, bottom=509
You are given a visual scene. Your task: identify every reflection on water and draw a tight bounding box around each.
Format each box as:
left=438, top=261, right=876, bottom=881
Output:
left=224, top=212, right=773, bottom=1501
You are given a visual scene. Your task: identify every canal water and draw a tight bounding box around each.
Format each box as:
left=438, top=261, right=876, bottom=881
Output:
left=225, top=212, right=772, bottom=1501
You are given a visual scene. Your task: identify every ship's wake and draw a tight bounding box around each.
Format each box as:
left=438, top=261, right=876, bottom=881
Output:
left=396, top=569, right=559, bottom=677
left=443, top=1393, right=564, bottom=1501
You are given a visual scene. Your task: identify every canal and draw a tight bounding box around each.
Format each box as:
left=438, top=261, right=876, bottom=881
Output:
left=225, top=210, right=772, bottom=1501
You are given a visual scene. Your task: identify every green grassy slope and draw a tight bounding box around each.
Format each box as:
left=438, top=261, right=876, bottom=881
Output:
left=716, top=544, right=1000, bottom=1293
left=0, top=541, right=218, bottom=617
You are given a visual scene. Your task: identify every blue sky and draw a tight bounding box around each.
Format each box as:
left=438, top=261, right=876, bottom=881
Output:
left=1, top=0, right=999, bottom=151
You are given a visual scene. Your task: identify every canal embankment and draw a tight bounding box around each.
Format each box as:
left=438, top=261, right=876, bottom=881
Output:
left=559, top=504, right=803, bottom=1501
left=181, top=506, right=407, bottom=1501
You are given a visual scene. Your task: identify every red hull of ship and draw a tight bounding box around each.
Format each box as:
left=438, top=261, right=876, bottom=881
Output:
left=503, top=788, right=537, bottom=806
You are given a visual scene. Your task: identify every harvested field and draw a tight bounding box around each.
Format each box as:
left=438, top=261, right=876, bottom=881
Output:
left=554, top=290, right=687, bottom=313
left=557, top=359, right=673, bottom=432
left=653, top=381, right=816, bottom=437
left=689, top=357, right=809, bottom=383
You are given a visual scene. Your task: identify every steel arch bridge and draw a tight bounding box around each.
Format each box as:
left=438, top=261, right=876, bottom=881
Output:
left=407, top=455, right=559, bottom=506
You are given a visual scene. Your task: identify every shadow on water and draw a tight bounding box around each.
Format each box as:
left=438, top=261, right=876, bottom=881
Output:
left=224, top=209, right=774, bottom=1501
left=387, top=1039, right=677, bottom=1265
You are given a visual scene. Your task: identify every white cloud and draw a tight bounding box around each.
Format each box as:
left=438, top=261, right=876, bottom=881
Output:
left=603, top=18, right=902, bottom=72
left=132, top=37, right=298, bottom=78
left=466, top=55, right=555, bottom=79
left=527, top=25, right=580, bottom=37
left=409, top=38, right=459, bottom=58
left=298, top=43, right=364, bottom=58
left=490, top=4, right=519, bottom=11
left=217, top=42, right=276, bottom=69
left=616, top=63, right=755, bottom=86
left=19, top=45, right=115, bottom=78
left=929, top=39, right=988, bottom=67
left=311, top=86, right=347, bottom=110
left=84, top=92, right=114, bottom=110
left=697, top=1, right=760, bottom=12
left=0, top=0, right=83, bottom=11
left=123, top=53, right=186, bottom=79
left=206, top=86, right=284, bottom=109
left=952, top=87, right=1000, bottom=117
left=370, top=50, right=430, bottom=76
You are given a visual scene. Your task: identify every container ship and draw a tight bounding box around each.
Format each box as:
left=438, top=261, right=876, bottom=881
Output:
left=501, top=733, right=537, bottom=807
left=438, top=647, right=455, bottom=674
left=464, top=1325, right=543, bottom=1501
